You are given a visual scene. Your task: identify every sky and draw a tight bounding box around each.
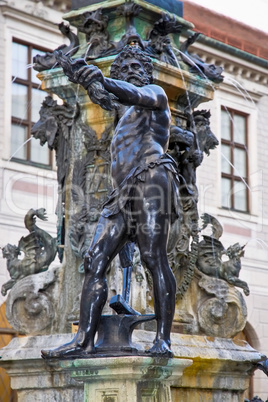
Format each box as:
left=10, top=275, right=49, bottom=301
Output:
left=187, top=0, right=268, bottom=34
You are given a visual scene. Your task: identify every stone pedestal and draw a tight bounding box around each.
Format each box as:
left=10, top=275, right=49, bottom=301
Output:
left=0, top=330, right=264, bottom=402
left=63, top=356, right=192, bottom=401
left=0, top=334, right=83, bottom=402
left=0, top=333, right=191, bottom=401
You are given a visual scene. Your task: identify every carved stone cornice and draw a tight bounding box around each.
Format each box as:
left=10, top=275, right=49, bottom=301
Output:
left=1, top=2, right=64, bottom=29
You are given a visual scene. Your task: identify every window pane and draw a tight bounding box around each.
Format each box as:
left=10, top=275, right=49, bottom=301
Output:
left=233, top=114, right=246, bottom=143
left=32, top=49, right=46, bottom=84
left=234, top=148, right=246, bottom=177
left=233, top=181, right=247, bottom=212
left=31, top=138, right=49, bottom=165
left=31, top=88, right=47, bottom=122
left=12, top=83, right=28, bottom=119
left=12, top=42, right=28, bottom=80
left=221, top=144, right=231, bottom=174
left=221, top=108, right=248, bottom=212
left=11, top=124, right=27, bottom=160
left=221, top=109, right=231, bottom=140
left=221, top=177, right=231, bottom=208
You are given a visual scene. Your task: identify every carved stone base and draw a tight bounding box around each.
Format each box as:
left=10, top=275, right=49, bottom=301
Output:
left=0, top=334, right=83, bottom=401
left=173, top=269, right=248, bottom=338
left=0, top=331, right=264, bottom=401
left=64, top=356, right=191, bottom=401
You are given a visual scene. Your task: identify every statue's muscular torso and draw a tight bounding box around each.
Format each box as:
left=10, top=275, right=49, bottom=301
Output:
left=108, top=85, right=171, bottom=187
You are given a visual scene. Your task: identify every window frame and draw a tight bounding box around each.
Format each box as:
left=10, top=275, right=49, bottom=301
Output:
left=221, top=107, right=250, bottom=213
left=11, top=38, right=52, bottom=168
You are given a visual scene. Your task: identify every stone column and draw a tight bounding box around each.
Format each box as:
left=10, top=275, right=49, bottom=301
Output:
left=61, top=356, right=193, bottom=402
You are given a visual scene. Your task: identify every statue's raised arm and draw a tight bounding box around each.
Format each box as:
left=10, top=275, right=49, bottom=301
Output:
left=55, top=51, right=118, bottom=111
left=56, top=48, right=167, bottom=111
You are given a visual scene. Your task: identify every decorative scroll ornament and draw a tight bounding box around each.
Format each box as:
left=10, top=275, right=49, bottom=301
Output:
left=5, top=266, right=60, bottom=335
left=197, top=273, right=247, bottom=338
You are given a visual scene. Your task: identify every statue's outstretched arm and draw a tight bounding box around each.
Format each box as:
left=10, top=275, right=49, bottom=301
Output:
left=70, top=63, right=167, bottom=110
left=55, top=54, right=118, bottom=111
left=55, top=53, right=167, bottom=111
left=103, top=78, right=167, bottom=110
left=59, top=58, right=167, bottom=110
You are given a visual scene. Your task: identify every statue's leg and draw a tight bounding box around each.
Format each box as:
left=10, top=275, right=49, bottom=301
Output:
left=41, top=213, right=127, bottom=359
left=134, top=168, right=176, bottom=357
left=226, top=276, right=250, bottom=296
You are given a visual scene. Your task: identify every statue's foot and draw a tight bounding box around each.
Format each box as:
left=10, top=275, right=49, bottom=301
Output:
left=41, top=341, right=95, bottom=359
left=146, top=339, right=173, bottom=358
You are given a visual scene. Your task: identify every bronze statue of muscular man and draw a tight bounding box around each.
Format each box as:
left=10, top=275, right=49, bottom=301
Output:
left=42, top=46, right=180, bottom=358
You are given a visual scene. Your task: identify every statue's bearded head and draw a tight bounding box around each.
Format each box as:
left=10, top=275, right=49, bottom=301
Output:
left=110, top=46, right=153, bottom=86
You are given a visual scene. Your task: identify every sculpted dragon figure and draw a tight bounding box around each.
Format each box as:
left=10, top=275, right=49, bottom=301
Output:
left=33, top=22, right=79, bottom=72
left=1, top=208, right=57, bottom=296
left=180, top=32, right=224, bottom=83
left=197, top=213, right=250, bottom=295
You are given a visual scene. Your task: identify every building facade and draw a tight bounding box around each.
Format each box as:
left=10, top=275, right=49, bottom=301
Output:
left=183, top=1, right=268, bottom=397
left=0, top=0, right=68, bottom=301
left=0, top=1, right=68, bottom=399
left=0, top=0, right=267, bottom=399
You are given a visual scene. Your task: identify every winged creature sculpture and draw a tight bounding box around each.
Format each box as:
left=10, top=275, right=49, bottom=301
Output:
left=1, top=208, right=57, bottom=296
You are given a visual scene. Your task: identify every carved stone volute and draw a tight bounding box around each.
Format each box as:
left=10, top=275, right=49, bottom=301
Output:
left=5, top=266, right=61, bottom=335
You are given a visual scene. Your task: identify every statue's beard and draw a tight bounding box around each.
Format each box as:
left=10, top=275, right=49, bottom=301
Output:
left=124, top=74, right=150, bottom=86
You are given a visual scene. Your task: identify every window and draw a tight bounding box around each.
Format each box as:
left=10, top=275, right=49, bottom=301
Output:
left=11, top=40, right=51, bottom=166
left=221, top=108, right=249, bottom=212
